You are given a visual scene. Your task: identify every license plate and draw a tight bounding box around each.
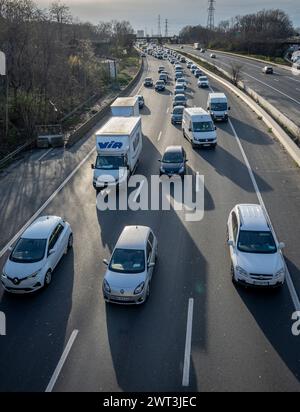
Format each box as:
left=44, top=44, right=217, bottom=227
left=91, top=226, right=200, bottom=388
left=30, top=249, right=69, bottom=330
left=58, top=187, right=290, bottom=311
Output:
left=254, top=281, right=269, bottom=286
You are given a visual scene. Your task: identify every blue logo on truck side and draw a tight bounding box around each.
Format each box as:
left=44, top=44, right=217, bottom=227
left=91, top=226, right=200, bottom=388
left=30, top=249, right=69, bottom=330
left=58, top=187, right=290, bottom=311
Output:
left=98, top=141, right=123, bottom=150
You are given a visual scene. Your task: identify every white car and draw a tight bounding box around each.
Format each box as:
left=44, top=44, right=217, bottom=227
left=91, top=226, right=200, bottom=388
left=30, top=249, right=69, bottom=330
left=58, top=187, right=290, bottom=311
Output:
left=1, top=216, right=73, bottom=293
left=176, top=77, right=187, bottom=89
left=210, top=53, right=216, bottom=58
left=103, top=226, right=158, bottom=305
left=198, top=76, right=209, bottom=88
left=227, top=204, right=286, bottom=288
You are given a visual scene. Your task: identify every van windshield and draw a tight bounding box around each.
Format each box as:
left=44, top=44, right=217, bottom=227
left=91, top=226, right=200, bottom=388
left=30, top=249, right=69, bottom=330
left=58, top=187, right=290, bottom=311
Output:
left=193, top=121, right=214, bottom=132
left=95, top=156, right=126, bottom=170
left=211, top=102, right=227, bottom=111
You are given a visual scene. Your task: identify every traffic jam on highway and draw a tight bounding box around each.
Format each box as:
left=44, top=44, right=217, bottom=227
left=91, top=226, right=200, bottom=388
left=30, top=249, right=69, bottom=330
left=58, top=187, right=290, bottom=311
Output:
left=0, top=43, right=300, bottom=393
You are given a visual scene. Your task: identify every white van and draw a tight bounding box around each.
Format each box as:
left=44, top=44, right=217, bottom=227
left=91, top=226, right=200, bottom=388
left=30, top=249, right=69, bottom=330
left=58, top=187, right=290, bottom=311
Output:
left=182, top=108, right=217, bottom=148
left=207, top=93, right=230, bottom=122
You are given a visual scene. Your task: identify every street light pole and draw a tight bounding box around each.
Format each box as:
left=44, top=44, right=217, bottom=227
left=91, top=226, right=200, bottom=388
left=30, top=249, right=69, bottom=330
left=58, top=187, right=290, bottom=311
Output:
left=0, top=51, right=8, bottom=137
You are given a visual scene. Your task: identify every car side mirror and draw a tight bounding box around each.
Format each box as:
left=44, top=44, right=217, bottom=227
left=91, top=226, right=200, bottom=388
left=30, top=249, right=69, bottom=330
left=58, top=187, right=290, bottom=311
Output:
left=215, top=126, right=217, bottom=130
left=91, top=164, right=95, bottom=170
left=103, top=259, right=109, bottom=266
left=228, top=107, right=231, bottom=110
left=227, top=240, right=234, bottom=247
left=48, top=249, right=55, bottom=256
left=207, top=107, right=210, bottom=111
left=278, top=242, right=285, bottom=250
left=189, top=128, right=192, bottom=132
left=148, top=262, right=155, bottom=268
left=185, top=159, right=188, bottom=162
left=8, top=246, right=13, bottom=252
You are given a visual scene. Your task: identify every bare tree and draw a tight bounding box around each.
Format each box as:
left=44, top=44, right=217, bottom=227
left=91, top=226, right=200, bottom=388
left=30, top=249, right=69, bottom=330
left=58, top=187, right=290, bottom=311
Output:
left=230, top=63, right=243, bottom=85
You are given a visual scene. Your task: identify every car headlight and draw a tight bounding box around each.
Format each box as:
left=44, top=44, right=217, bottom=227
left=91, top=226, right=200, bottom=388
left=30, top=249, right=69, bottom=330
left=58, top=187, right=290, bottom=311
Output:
left=178, top=166, right=185, bottom=173
left=103, top=279, right=111, bottom=293
left=134, top=282, right=145, bottom=295
left=27, top=269, right=42, bottom=279
left=275, top=268, right=285, bottom=278
left=2, top=269, right=7, bottom=278
left=236, top=266, right=248, bottom=277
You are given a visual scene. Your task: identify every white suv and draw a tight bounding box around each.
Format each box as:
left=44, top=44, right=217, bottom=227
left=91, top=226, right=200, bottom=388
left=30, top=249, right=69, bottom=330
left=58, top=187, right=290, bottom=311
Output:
left=227, top=204, right=285, bottom=287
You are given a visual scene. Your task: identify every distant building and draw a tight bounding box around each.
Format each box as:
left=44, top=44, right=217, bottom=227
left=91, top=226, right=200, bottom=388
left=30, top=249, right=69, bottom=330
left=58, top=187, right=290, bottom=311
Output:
left=137, top=30, right=144, bottom=38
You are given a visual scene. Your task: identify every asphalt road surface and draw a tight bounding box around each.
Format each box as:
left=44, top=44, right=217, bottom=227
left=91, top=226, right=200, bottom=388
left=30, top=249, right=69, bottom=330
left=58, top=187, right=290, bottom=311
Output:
left=0, top=54, right=300, bottom=392
left=173, top=45, right=300, bottom=129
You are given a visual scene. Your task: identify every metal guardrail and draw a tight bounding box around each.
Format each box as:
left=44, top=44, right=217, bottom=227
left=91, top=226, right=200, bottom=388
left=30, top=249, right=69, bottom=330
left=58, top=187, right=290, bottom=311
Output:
left=0, top=138, right=35, bottom=169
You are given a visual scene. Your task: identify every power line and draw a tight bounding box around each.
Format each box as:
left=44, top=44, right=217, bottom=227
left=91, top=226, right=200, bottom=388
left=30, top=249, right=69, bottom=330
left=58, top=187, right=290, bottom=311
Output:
left=207, top=0, right=215, bottom=30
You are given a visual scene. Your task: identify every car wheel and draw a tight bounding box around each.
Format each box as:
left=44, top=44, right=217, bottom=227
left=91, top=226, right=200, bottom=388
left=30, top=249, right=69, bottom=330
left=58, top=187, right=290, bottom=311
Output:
left=44, top=270, right=52, bottom=288
left=231, top=264, right=237, bottom=285
left=145, top=283, right=151, bottom=301
left=67, top=233, right=73, bottom=250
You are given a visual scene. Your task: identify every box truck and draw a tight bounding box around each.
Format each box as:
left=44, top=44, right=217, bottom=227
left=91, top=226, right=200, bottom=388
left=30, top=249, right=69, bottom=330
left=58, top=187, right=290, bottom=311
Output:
left=110, top=97, right=140, bottom=117
left=92, top=116, right=142, bottom=190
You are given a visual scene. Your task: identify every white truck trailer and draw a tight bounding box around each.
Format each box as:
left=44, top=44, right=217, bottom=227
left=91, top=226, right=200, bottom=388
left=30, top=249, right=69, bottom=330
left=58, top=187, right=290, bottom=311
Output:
left=110, top=97, right=140, bottom=117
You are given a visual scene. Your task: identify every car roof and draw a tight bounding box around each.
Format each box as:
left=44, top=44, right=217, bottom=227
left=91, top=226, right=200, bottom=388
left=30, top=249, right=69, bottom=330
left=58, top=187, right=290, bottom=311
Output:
left=22, top=216, right=62, bottom=239
left=236, top=204, right=270, bottom=231
left=164, top=145, right=183, bottom=153
left=116, top=226, right=151, bottom=250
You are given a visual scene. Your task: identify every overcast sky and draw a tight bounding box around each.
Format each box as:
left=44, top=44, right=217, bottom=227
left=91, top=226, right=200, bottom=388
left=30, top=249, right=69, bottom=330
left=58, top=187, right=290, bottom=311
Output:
left=36, top=0, right=300, bottom=35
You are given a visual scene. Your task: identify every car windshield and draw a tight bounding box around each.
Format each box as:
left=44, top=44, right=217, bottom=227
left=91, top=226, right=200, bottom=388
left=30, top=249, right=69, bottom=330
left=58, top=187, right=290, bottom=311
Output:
left=199, top=77, right=208, bottom=81
left=10, top=238, right=47, bottom=263
left=95, top=156, right=125, bottom=170
left=109, top=249, right=145, bottom=273
left=162, top=151, right=183, bottom=163
left=145, top=78, right=152, bottom=81
left=173, top=107, right=184, bottom=114
left=237, top=231, right=277, bottom=254
left=193, top=121, right=214, bottom=132
left=175, top=96, right=185, bottom=101
left=211, top=103, right=227, bottom=111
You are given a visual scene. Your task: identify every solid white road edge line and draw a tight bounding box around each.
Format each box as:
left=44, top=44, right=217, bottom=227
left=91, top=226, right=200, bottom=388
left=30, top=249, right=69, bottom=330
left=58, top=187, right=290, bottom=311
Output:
left=158, top=131, right=162, bottom=141
left=37, top=148, right=53, bottom=162
left=45, top=329, right=79, bottom=392
left=182, top=298, right=194, bottom=387
left=0, top=147, right=96, bottom=259
left=228, top=118, right=300, bottom=312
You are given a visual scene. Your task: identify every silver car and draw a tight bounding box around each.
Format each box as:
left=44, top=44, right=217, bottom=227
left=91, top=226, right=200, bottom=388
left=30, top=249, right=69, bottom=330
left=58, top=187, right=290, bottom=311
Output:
left=102, top=226, right=158, bottom=305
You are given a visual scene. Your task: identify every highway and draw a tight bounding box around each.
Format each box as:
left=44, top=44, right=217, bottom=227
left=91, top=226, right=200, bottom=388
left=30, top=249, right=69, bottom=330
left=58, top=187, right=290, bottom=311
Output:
left=173, top=45, right=300, bottom=129
left=0, top=53, right=300, bottom=392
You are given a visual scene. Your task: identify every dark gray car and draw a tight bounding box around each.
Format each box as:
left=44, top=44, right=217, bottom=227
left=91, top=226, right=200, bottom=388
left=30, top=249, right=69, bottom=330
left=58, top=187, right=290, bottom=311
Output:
left=171, top=105, right=184, bottom=124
